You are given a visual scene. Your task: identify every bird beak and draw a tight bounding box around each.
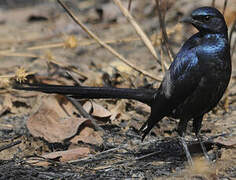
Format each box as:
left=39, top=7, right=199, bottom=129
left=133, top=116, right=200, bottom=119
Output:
left=180, top=16, right=193, bottom=24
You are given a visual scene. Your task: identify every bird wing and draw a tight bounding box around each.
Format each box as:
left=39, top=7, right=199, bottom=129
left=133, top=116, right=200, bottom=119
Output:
left=160, top=48, right=203, bottom=106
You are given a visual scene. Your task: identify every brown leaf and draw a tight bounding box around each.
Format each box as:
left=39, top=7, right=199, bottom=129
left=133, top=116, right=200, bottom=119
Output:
left=27, top=95, right=88, bottom=143
left=0, top=106, right=10, bottom=117
left=92, top=101, right=112, bottom=118
left=83, top=101, right=112, bottom=118
left=70, top=127, right=103, bottom=146
left=43, top=147, right=90, bottom=162
left=83, top=101, right=93, bottom=114
left=214, top=137, right=236, bottom=147
left=3, top=94, right=13, bottom=110
left=26, top=157, right=50, bottom=167
left=110, top=100, right=126, bottom=122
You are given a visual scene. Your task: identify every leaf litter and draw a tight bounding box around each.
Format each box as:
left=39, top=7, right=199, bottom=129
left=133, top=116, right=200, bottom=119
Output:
left=0, top=0, right=235, bottom=179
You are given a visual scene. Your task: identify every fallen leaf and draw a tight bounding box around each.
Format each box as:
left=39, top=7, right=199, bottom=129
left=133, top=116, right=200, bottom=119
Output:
left=0, top=106, right=10, bottom=117
left=43, top=147, right=90, bottom=162
left=214, top=136, right=236, bottom=147
left=70, top=126, right=103, bottom=146
left=110, top=100, right=126, bottom=122
left=27, top=95, right=88, bottom=143
left=91, top=101, right=112, bottom=118
left=83, top=101, right=112, bottom=118
left=26, top=157, right=50, bottom=167
left=3, top=94, right=13, bottom=110
left=83, top=101, right=93, bottom=114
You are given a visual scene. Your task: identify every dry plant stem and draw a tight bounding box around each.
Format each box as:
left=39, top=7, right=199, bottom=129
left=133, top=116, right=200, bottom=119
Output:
left=46, top=56, right=88, bottom=79
left=229, top=19, right=236, bottom=45
left=229, top=20, right=236, bottom=59
left=0, top=51, right=88, bottom=79
left=0, top=140, right=22, bottom=152
left=211, top=0, right=215, bottom=7
left=128, top=0, right=132, bottom=11
left=113, top=0, right=163, bottom=68
left=66, top=71, right=81, bottom=85
left=0, top=52, right=37, bottom=58
left=69, top=139, right=157, bottom=164
left=224, top=89, right=229, bottom=112
left=135, top=151, right=159, bottom=161
left=0, top=26, right=178, bottom=54
left=155, top=0, right=174, bottom=63
left=0, top=34, right=59, bottom=46
left=57, top=0, right=161, bottom=82
left=232, top=39, right=236, bottom=58
left=160, top=44, right=165, bottom=74
left=66, top=96, right=104, bottom=132
left=222, top=0, right=228, bottom=15
left=69, top=144, right=129, bottom=164
left=27, top=43, right=64, bottom=50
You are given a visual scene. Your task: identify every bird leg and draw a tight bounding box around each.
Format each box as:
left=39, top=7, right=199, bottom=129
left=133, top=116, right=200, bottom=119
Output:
left=179, top=136, right=193, bottom=166
left=193, top=116, right=211, bottom=162
left=196, top=135, right=210, bottom=162
left=178, top=118, right=193, bottom=166
left=139, top=114, right=158, bottom=141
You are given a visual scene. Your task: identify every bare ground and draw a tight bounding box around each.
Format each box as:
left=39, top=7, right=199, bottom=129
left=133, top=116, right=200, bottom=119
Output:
left=0, top=0, right=235, bottom=179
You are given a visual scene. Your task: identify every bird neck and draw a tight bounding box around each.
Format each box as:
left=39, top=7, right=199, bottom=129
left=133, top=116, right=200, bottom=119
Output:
left=199, top=30, right=228, bottom=40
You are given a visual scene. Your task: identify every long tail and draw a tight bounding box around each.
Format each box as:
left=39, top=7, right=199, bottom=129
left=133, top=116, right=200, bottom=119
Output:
left=13, top=83, right=156, bottom=105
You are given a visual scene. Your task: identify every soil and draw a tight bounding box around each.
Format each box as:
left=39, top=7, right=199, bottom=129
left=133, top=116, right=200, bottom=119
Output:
left=0, top=0, right=235, bottom=179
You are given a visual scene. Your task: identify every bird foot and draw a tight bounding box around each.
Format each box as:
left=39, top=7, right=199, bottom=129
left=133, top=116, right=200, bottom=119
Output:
left=196, top=135, right=211, bottom=163
left=179, top=136, right=194, bottom=166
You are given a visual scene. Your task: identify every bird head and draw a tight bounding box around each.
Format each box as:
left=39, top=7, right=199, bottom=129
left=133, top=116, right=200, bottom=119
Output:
left=181, top=7, right=227, bottom=34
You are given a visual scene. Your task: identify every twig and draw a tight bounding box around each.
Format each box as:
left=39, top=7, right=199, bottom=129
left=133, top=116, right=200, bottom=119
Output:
left=113, top=0, right=164, bottom=68
left=57, top=0, right=161, bottom=82
left=65, top=73, right=104, bottom=131
left=211, top=0, right=215, bottom=7
left=0, top=31, right=177, bottom=52
left=223, top=0, right=228, bottom=15
left=155, top=0, right=174, bottom=63
left=0, top=50, right=88, bottom=79
left=135, top=151, right=159, bottom=161
left=160, top=44, right=165, bottom=74
left=229, top=19, right=236, bottom=58
left=66, top=71, right=81, bottom=85
left=0, top=140, right=22, bottom=152
left=0, top=52, right=38, bottom=58
left=66, top=96, right=104, bottom=132
left=69, top=143, right=129, bottom=164
left=46, top=55, right=88, bottom=79
left=229, top=19, right=236, bottom=45
left=128, top=0, right=132, bottom=11
left=27, top=43, right=64, bottom=50
left=231, top=39, right=236, bottom=58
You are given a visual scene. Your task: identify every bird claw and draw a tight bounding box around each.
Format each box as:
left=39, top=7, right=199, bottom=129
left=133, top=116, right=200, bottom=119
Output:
left=138, top=122, right=148, bottom=141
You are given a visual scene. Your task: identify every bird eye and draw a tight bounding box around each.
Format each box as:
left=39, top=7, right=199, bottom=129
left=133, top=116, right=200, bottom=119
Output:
left=204, top=16, right=211, bottom=22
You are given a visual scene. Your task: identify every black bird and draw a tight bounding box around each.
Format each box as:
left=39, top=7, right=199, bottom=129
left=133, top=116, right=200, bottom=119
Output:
left=14, top=7, right=231, bottom=161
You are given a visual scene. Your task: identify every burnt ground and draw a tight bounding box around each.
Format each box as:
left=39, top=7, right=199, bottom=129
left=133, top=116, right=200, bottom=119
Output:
left=0, top=0, right=235, bottom=179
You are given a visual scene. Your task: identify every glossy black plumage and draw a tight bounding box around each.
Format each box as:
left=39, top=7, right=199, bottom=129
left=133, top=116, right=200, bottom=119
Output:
left=14, top=7, right=231, bottom=141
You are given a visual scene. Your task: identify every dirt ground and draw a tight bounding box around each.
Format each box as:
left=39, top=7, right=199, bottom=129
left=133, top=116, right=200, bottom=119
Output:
left=0, top=0, right=235, bottom=179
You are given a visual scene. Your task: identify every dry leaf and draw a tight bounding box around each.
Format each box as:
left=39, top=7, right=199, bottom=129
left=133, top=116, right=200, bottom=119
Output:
left=110, top=100, right=126, bottom=121
left=214, top=137, right=236, bottom=147
left=26, top=157, right=50, bottom=167
left=91, top=101, right=112, bottom=118
left=43, top=147, right=90, bottom=162
left=70, top=126, right=103, bottom=146
left=27, top=95, right=88, bottom=143
left=83, top=101, right=93, bottom=114
left=3, top=94, right=13, bottom=110
left=83, top=101, right=112, bottom=118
